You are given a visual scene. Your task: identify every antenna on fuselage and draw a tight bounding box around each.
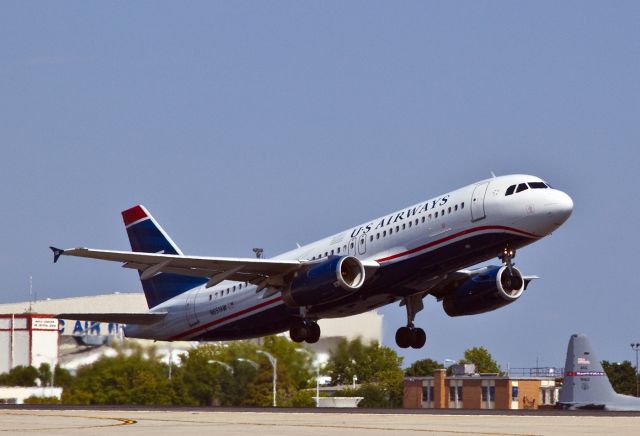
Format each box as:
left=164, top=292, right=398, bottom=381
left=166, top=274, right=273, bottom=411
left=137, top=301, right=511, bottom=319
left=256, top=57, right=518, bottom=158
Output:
left=253, top=248, right=264, bottom=259
left=490, top=171, right=497, bottom=178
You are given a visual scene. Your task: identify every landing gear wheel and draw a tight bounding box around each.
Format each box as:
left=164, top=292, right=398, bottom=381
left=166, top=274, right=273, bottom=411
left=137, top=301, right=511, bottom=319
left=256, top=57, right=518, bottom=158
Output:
left=289, top=321, right=308, bottom=343
left=411, top=328, right=426, bottom=349
left=395, top=326, right=413, bottom=348
left=305, top=322, right=321, bottom=344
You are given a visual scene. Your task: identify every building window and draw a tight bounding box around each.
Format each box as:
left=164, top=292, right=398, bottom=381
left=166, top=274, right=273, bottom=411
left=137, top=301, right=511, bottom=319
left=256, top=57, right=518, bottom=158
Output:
left=512, top=386, right=519, bottom=401
left=482, top=386, right=488, bottom=402
left=490, top=386, right=495, bottom=401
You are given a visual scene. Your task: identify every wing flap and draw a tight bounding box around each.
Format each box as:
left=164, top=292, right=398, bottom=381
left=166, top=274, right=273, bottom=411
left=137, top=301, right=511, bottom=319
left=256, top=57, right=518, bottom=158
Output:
left=55, top=312, right=167, bottom=325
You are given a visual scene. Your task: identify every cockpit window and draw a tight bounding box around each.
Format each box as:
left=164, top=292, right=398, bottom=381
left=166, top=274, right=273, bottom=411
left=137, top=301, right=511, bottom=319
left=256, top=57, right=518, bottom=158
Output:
left=516, top=183, right=528, bottom=193
left=528, top=182, right=548, bottom=189
left=505, top=185, right=516, bottom=196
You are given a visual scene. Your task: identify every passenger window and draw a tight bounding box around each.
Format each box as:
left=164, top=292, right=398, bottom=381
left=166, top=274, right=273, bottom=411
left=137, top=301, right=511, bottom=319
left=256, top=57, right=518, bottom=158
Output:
left=369, top=235, right=373, bottom=242
left=331, top=249, right=334, bottom=255
left=448, top=207, right=451, bottom=214
left=421, top=216, right=425, bottom=223
left=402, top=223, right=406, bottom=229
left=376, top=233, right=380, bottom=239
left=435, top=211, right=438, bottom=218
left=409, top=221, right=412, bottom=228
left=455, top=204, right=458, bottom=211
left=428, top=214, right=432, bottom=220
left=337, top=247, right=341, bottom=253
left=325, top=251, right=329, bottom=256
left=389, top=228, right=393, bottom=235
left=505, top=185, right=516, bottom=196
left=516, top=183, right=528, bottom=193
left=209, top=294, right=212, bottom=301
left=461, top=202, right=465, bottom=209
left=396, top=226, right=399, bottom=232
left=441, top=209, right=445, bottom=216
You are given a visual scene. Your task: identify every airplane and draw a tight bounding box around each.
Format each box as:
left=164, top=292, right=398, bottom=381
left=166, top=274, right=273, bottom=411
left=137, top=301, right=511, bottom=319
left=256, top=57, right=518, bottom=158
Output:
left=559, top=333, right=640, bottom=411
left=50, top=174, right=573, bottom=349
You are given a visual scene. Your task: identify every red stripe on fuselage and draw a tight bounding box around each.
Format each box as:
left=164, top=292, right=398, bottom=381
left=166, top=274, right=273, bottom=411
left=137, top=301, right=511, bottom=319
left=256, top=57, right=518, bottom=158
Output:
left=122, top=205, right=148, bottom=226
left=375, top=225, right=538, bottom=263
left=170, top=296, right=284, bottom=340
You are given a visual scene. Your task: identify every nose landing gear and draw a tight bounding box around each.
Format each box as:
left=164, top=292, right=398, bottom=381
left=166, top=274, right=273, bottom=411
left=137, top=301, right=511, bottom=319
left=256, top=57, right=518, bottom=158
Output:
left=395, top=293, right=427, bottom=349
left=499, top=247, right=516, bottom=276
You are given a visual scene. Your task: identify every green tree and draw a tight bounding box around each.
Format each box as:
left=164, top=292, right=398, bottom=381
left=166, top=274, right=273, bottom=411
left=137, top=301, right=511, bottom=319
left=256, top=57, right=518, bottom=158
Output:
left=0, top=365, right=39, bottom=386
left=405, top=358, right=444, bottom=377
left=602, top=360, right=638, bottom=396
left=53, top=365, right=74, bottom=388
left=176, top=336, right=314, bottom=407
left=324, top=337, right=403, bottom=386
left=62, top=343, right=174, bottom=405
left=37, top=363, right=52, bottom=387
left=459, top=346, right=500, bottom=374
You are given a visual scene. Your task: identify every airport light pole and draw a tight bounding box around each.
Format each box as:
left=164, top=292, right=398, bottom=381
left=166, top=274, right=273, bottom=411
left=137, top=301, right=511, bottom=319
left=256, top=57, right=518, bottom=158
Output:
left=208, top=360, right=234, bottom=375
left=296, top=348, right=320, bottom=407
left=631, top=343, right=640, bottom=397
left=257, top=350, right=277, bottom=407
left=236, top=358, right=259, bottom=370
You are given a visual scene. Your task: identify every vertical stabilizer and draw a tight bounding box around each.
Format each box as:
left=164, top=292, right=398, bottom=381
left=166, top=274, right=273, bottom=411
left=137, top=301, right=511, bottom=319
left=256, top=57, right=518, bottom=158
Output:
left=122, top=205, right=206, bottom=308
left=559, top=333, right=618, bottom=408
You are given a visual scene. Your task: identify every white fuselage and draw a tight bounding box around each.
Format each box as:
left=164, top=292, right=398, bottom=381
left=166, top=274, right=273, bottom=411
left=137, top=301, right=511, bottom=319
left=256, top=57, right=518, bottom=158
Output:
left=126, top=174, right=573, bottom=341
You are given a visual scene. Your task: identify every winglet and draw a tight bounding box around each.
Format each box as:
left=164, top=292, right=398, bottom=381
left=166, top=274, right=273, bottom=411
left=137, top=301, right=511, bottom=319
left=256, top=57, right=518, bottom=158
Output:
left=49, top=246, right=64, bottom=263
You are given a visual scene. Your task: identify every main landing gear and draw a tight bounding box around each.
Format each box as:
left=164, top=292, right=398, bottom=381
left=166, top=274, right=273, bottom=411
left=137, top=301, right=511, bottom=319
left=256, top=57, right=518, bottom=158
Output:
left=289, top=319, right=321, bottom=344
left=395, top=294, right=427, bottom=349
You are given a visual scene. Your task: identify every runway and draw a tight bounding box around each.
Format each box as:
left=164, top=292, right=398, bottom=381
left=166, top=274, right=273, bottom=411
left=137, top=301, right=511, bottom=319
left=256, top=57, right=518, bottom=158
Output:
left=1, top=407, right=639, bottom=435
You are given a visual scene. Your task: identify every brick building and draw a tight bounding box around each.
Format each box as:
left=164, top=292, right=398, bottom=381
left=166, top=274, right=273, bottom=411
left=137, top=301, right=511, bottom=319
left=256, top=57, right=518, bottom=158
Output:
left=404, top=369, right=559, bottom=410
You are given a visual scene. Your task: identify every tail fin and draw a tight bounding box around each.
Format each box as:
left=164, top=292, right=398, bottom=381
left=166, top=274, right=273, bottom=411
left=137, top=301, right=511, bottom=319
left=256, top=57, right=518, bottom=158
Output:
left=122, top=205, right=206, bottom=308
left=559, top=333, right=616, bottom=407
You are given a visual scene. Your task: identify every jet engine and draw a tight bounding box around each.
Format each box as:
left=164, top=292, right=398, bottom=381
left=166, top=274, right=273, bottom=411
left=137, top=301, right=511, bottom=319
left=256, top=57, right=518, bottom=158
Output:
left=283, top=256, right=365, bottom=307
left=442, top=265, right=525, bottom=317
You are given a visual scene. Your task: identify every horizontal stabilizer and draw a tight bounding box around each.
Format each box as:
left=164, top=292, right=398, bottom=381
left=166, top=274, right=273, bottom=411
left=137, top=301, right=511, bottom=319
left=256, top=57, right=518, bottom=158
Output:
left=55, top=312, right=167, bottom=325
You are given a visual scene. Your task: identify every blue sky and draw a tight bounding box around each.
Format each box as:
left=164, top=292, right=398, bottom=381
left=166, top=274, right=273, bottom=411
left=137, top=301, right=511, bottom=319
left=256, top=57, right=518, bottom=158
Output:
left=1, top=1, right=638, bottom=368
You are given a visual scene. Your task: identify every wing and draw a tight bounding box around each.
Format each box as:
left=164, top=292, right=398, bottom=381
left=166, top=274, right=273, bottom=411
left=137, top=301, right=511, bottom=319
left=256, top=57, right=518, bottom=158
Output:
left=51, top=247, right=303, bottom=288
left=55, top=312, right=167, bottom=325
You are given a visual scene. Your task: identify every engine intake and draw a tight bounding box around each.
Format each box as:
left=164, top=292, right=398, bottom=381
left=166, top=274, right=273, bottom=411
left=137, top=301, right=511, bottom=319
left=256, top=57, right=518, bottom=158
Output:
left=443, top=265, right=525, bottom=317
left=283, top=256, right=365, bottom=307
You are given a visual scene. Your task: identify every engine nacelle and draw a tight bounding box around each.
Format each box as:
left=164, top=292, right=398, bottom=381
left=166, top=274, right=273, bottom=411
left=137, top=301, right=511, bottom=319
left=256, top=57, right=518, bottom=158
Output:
left=442, top=265, right=525, bottom=317
left=283, top=256, right=365, bottom=307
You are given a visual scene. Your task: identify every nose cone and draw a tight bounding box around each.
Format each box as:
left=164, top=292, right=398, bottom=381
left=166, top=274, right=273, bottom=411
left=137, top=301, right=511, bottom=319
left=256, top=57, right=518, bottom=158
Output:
left=546, top=190, right=573, bottom=226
